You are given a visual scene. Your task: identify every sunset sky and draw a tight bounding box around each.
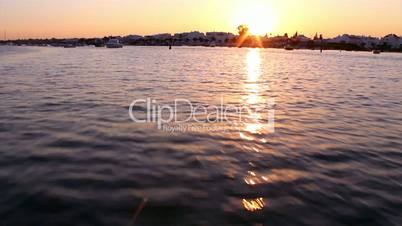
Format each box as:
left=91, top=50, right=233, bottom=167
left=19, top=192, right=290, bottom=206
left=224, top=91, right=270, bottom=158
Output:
left=0, top=0, right=401, bottom=39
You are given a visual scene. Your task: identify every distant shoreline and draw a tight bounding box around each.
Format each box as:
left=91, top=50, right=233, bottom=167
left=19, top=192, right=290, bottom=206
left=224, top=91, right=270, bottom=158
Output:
left=1, top=32, right=401, bottom=53
left=3, top=45, right=402, bottom=55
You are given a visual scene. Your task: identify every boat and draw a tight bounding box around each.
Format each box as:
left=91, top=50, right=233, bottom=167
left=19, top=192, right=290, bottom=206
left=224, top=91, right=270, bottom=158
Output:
left=209, top=42, right=216, bottom=47
left=373, top=50, right=381, bottom=54
left=106, top=39, right=123, bottom=48
left=63, top=43, right=76, bottom=48
left=284, top=45, right=294, bottom=50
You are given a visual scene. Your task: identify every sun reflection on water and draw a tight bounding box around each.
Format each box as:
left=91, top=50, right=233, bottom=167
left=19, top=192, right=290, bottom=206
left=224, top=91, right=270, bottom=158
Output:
left=244, top=170, right=306, bottom=186
left=242, top=198, right=266, bottom=212
left=239, top=49, right=277, bottom=213
left=243, top=48, right=267, bottom=135
left=245, top=49, right=262, bottom=105
left=247, top=49, right=261, bottom=82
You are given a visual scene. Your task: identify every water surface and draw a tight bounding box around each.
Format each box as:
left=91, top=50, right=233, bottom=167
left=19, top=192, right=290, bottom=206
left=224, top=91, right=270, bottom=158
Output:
left=1, top=46, right=402, bottom=226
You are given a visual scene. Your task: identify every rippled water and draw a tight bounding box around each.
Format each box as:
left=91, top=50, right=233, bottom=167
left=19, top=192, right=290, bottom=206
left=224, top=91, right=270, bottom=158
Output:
left=1, top=46, right=402, bottom=226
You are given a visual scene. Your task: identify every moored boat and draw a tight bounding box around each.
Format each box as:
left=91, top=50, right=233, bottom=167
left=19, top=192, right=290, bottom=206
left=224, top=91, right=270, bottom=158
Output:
left=63, top=43, right=76, bottom=48
left=106, top=39, right=123, bottom=48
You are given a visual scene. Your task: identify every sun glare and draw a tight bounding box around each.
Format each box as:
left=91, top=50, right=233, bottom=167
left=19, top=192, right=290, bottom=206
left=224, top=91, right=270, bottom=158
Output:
left=233, top=3, right=276, bottom=36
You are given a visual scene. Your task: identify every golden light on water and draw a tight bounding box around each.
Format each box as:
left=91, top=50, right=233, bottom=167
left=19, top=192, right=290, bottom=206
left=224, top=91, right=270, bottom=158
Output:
left=239, top=132, right=255, bottom=141
left=244, top=170, right=306, bottom=186
left=240, top=49, right=273, bottom=214
left=242, top=198, right=266, bottom=212
left=245, top=48, right=262, bottom=105
left=242, top=49, right=266, bottom=135
left=246, top=49, right=261, bottom=82
left=245, top=123, right=264, bottom=134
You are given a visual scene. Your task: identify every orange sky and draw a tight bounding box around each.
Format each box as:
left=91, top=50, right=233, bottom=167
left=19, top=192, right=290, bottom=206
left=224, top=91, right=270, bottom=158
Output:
left=0, top=0, right=401, bottom=39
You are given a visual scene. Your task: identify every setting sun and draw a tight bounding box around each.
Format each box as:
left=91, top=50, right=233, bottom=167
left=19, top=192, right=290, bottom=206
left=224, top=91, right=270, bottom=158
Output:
left=232, top=3, right=277, bottom=35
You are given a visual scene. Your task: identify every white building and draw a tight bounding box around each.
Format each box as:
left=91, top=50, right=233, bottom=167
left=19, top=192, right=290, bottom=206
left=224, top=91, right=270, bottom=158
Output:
left=122, top=35, right=143, bottom=42
left=174, top=31, right=206, bottom=40
left=328, top=34, right=361, bottom=44
left=145, top=33, right=172, bottom=40
left=328, top=34, right=380, bottom=49
left=381, top=34, right=401, bottom=49
left=206, top=32, right=236, bottom=43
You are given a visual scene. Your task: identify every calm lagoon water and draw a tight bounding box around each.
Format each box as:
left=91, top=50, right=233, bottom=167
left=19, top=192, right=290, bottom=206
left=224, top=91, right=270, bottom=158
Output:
left=0, top=46, right=402, bottom=226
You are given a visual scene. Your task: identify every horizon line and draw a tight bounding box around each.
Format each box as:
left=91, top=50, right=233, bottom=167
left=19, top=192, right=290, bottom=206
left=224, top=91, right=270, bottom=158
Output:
left=2, top=30, right=402, bottom=41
